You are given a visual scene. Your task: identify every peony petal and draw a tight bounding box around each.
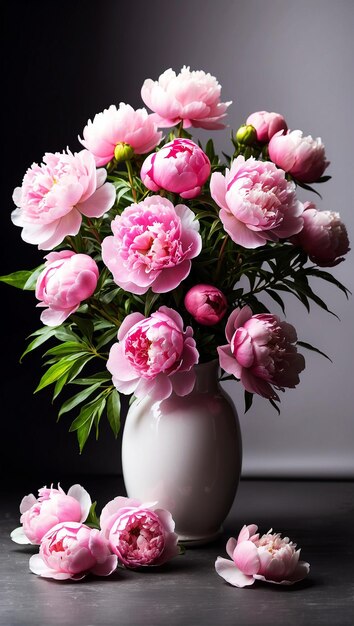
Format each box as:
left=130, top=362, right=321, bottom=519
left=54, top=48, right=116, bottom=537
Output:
left=29, top=554, right=72, bottom=580
left=215, top=557, right=255, bottom=587
left=10, top=526, right=32, bottom=545
left=19, top=494, right=37, bottom=514
left=233, top=541, right=261, bottom=575
left=226, top=537, right=237, bottom=558
left=217, top=345, right=242, bottom=379
left=67, top=484, right=92, bottom=523
left=78, top=182, right=115, bottom=218
left=90, top=554, right=118, bottom=577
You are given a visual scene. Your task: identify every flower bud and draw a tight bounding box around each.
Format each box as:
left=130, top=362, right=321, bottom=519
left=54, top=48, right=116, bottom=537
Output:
left=235, top=124, right=257, bottom=146
left=184, top=284, right=228, bottom=326
left=114, top=142, right=134, bottom=162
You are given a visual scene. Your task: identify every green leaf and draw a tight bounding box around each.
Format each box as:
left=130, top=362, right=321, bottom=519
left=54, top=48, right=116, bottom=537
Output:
left=65, top=354, right=96, bottom=383
left=244, top=391, right=254, bottom=413
left=269, top=397, right=281, bottom=415
left=306, top=268, right=350, bottom=298
left=35, top=358, right=78, bottom=393
left=21, top=326, right=57, bottom=361
left=297, top=340, right=332, bottom=362
left=0, top=269, right=36, bottom=289
left=58, top=382, right=103, bottom=417
left=23, top=265, right=45, bottom=290
left=44, top=341, right=89, bottom=358
left=265, top=289, right=286, bottom=315
left=71, top=371, right=112, bottom=386
left=53, top=371, right=71, bottom=401
left=84, top=501, right=100, bottom=529
left=107, top=389, right=121, bottom=437
left=53, top=327, right=81, bottom=342
left=76, top=416, right=95, bottom=453
left=96, top=327, right=118, bottom=350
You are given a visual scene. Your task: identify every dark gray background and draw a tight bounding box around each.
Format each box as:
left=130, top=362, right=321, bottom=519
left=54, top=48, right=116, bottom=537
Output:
left=1, top=0, right=353, bottom=480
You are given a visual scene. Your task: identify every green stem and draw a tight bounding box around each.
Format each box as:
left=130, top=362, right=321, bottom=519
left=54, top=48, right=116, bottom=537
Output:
left=215, top=235, right=229, bottom=282
left=85, top=219, right=102, bottom=245
left=126, top=160, right=137, bottom=202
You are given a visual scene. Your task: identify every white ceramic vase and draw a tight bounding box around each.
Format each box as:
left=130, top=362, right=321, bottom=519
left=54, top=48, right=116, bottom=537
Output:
left=121, top=360, right=242, bottom=544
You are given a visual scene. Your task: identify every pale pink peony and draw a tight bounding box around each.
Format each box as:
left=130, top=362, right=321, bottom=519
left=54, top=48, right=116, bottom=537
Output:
left=80, top=103, right=162, bottom=166
left=11, top=484, right=92, bottom=545
left=107, top=306, right=199, bottom=401
left=141, top=66, right=231, bottom=130
left=101, top=196, right=202, bottom=295
left=35, top=251, right=99, bottom=326
left=217, top=306, right=305, bottom=400
left=246, top=111, right=288, bottom=143
left=29, top=522, right=117, bottom=581
left=140, top=138, right=211, bottom=199
left=210, top=156, right=304, bottom=249
left=292, top=202, right=350, bottom=267
left=184, top=284, right=228, bottom=326
left=268, top=129, right=329, bottom=183
left=215, top=523, right=310, bottom=587
left=11, top=149, right=115, bottom=250
left=100, top=496, right=179, bottom=568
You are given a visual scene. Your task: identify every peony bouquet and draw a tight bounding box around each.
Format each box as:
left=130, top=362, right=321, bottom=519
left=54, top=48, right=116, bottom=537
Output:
left=2, top=66, right=350, bottom=451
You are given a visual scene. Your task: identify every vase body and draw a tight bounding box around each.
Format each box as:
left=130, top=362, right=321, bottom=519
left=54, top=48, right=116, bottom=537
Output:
left=121, top=360, right=242, bottom=544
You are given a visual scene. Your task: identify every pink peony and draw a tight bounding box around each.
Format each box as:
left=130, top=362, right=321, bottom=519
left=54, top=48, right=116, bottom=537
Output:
left=29, top=522, right=117, bottom=581
left=100, top=496, right=179, bottom=568
left=184, top=284, right=228, bottom=326
left=141, top=66, right=231, bottom=130
left=35, top=251, right=99, bottom=326
left=140, top=138, right=211, bottom=199
left=80, top=103, right=162, bottom=166
left=107, top=306, right=199, bottom=401
left=215, top=523, right=310, bottom=587
left=268, top=129, right=329, bottom=183
left=292, top=202, right=350, bottom=267
left=101, top=196, right=202, bottom=295
left=210, top=156, right=304, bottom=249
left=246, top=111, right=288, bottom=143
left=11, top=149, right=115, bottom=250
left=217, top=306, right=305, bottom=400
left=11, top=483, right=92, bottom=545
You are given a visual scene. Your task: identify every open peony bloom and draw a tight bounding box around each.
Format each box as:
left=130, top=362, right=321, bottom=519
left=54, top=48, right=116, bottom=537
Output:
left=100, top=496, right=179, bottom=568
left=11, top=484, right=92, bottom=545
left=35, top=251, right=99, bottom=326
left=101, top=196, right=202, bottom=295
left=11, top=149, right=115, bottom=250
left=292, top=202, right=350, bottom=267
left=141, top=66, right=231, bottom=130
left=246, top=110, right=288, bottom=143
left=29, top=522, right=117, bottom=581
left=215, top=523, right=310, bottom=587
left=268, top=129, right=329, bottom=183
left=80, top=103, right=162, bottom=166
left=210, top=156, right=304, bottom=249
left=184, top=284, right=228, bottom=326
left=218, top=306, right=305, bottom=400
left=140, top=138, right=211, bottom=199
left=107, top=306, right=199, bottom=401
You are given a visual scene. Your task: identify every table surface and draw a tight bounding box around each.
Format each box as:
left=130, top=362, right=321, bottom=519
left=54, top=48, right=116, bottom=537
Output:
left=1, top=477, right=353, bottom=626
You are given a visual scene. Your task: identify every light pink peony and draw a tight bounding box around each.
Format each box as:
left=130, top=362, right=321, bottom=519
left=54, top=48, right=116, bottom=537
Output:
left=11, top=483, right=92, bottom=545
left=107, top=306, right=199, bottom=401
left=101, top=196, right=202, bottom=295
left=140, top=138, right=211, bottom=199
left=100, top=496, right=179, bottom=568
left=246, top=111, right=288, bottom=143
left=35, top=251, right=99, bottom=326
left=141, top=66, right=231, bottom=130
left=184, top=284, right=228, bottom=326
left=216, top=523, right=310, bottom=587
left=217, top=306, right=305, bottom=400
left=12, top=149, right=115, bottom=250
left=268, top=129, right=329, bottom=183
left=210, top=156, right=304, bottom=249
left=29, top=522, right=117, bottom=581
left=292, top=202, right=350, bottom=267
left=80, top=103, right=162, bottom=166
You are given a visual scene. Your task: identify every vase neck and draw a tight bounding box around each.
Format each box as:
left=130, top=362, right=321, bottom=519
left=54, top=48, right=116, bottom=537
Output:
left=193, top=360, right=219, bottom=393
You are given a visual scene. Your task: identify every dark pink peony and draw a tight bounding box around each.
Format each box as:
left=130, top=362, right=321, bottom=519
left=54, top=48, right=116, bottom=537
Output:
left=268, top=129, right=329, bottom=183
left=184, top=284, right=227, bottom=326
left=217, top=306, right=305, bottom=400
left=107, top=306, right=199, bottom=401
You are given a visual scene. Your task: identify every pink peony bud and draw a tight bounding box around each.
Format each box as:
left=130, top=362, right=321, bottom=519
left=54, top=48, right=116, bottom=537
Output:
left=29, top=522, right=118, bottom=580
left=107, top=306, right=199, bottom=401
left=100, top=496, right=179, bottom=568
left=80, top=103, right=162, bottom=166
left=210, top=156, right=304, bottom=249
left=217, top=306, right=305, bottom=400
left=35, top=251, right=99, bottom=326
left=246, top=111, right=288, bottom=143
left=141, top=66, right=231, bottom=130
left=184, top=284, right=227, bottom=326
left=11, top=484, right=92, bottom=545
left=140, top=138, right=211, bottom=199
left=268, top=129, right=330, bottom=183
left=215, top=523, right=310, bottom=587
left=292, top=202, right=350, bottom=267
left=11, top=149, right=115, bottom=250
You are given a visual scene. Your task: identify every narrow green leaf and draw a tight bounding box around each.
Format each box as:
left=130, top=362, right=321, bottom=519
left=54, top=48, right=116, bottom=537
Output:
left=0, top=269, right=34, bottom=289
left=297, top=340, right=332, bottom=362
left=306, top=268, right=350, bottom=298
left=58, top=382, right=103, bottom=417
left=265, top=289, right=286, bottom=314
left=84, top=501, right=100, bottom=529
left=44, top=341, right=89, bottom=358
left=244, top=391, right=254, bottom=413
left=21, top=327, right=57, bottom=361
left=23, top=265, right=45, bottom=290
left=94, top=397, right=106, bottom=439
left=77, top=416, right=95, bottom=453
left=53, top=327, right=81, bottom=342
left=107, top=389, right=121, bottom=438
left=65, top=354, right=96, bottom=383
left=269, top=397, right=281, bottom=415
left=96, top=327, right=118, bottom=350
left=71, top=371, right=112, bottom=386
left=35, top=358, right=78, bottom=393
left=53, top=371, right=71, bottom=401
left=69, top=395, right=105, bottom=432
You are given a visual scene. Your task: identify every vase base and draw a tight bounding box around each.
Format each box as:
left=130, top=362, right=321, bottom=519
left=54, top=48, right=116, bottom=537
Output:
left=177, top=527, right=223, bottom=547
